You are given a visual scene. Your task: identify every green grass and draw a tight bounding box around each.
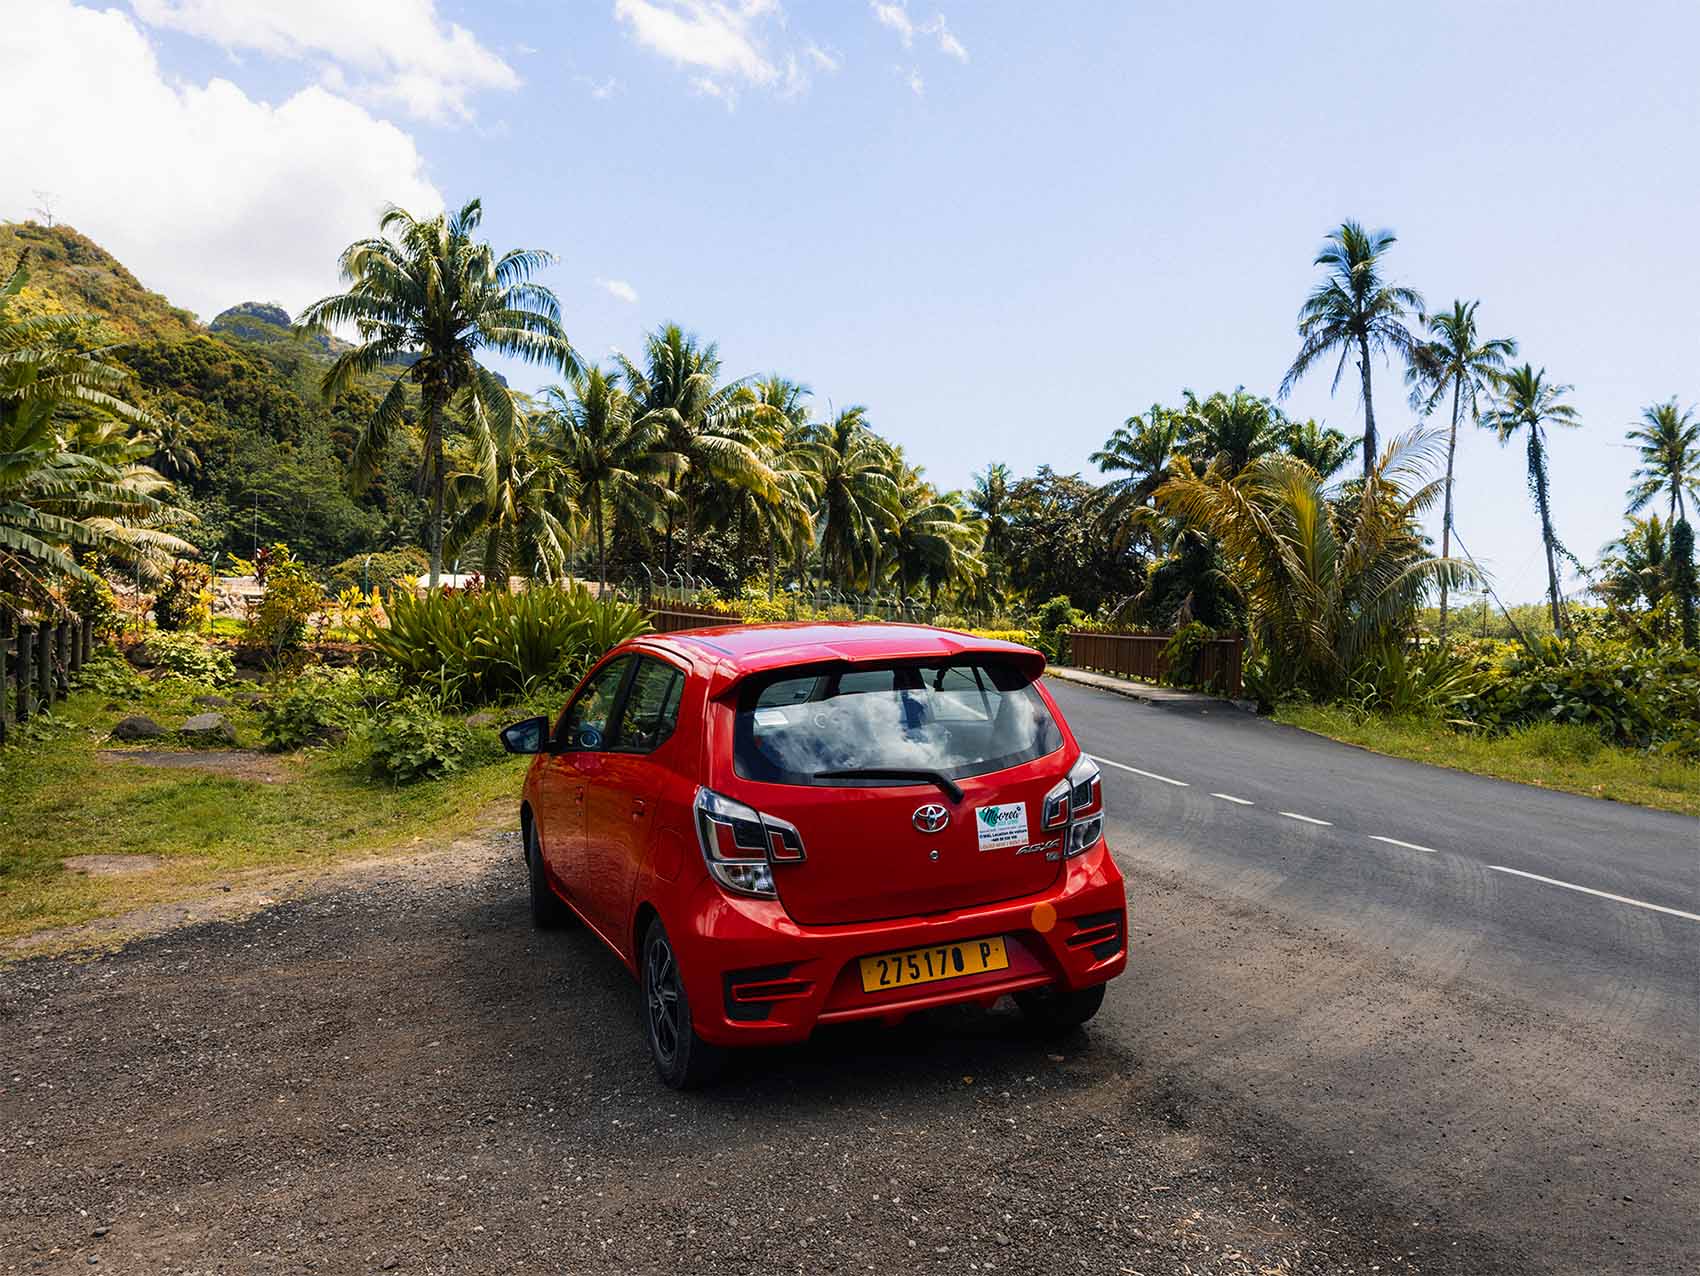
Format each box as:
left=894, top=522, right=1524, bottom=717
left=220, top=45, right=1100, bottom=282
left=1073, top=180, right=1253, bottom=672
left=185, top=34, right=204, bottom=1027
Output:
left=1274, top=704, right=1700, bottom=818
left=0, top=666, right=528, bottom=945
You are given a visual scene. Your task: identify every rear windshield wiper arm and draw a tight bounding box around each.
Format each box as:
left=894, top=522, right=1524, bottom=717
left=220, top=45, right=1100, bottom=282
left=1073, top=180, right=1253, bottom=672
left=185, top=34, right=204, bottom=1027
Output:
left=813, top=767, right=964, bottom=803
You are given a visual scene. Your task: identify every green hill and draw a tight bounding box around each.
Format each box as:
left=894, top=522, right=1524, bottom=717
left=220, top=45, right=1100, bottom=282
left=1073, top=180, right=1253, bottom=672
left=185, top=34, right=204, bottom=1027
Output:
left=0, top=220, right=201, bottom=342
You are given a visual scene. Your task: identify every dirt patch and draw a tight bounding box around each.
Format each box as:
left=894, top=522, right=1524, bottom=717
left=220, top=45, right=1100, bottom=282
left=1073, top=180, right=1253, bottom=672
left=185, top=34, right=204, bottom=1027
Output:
left=96, top=748, right=293, bottom=783
left=59, top=854, right=163, bottom=877
left=0, top=833, right=1454, bottom=1276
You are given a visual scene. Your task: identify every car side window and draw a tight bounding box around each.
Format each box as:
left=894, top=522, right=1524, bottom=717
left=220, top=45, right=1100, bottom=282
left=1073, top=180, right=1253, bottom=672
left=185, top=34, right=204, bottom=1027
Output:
left=611, top=657, right=685, bottom=754
left=556, top=655, right=634, bottom=751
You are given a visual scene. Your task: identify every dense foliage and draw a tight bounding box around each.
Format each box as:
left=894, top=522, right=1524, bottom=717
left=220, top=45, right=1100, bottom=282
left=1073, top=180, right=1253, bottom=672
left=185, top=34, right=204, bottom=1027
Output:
left=361, top=584, right=650, bottom=706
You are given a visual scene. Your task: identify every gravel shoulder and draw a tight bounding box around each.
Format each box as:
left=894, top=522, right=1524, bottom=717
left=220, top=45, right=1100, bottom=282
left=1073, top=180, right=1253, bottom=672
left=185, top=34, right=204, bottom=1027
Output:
left=3, top=830, right=1480, bottom=1276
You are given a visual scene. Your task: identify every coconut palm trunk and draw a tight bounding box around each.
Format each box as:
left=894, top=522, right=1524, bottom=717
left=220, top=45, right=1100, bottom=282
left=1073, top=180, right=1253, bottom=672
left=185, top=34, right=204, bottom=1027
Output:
left=1357, top=334, right=1377, bottom=481
left=425, top=390, right=445, bottom=591
left=1439, top=378, right=1462, bottom=635
left=1528, top=430, right=1564, bottom=637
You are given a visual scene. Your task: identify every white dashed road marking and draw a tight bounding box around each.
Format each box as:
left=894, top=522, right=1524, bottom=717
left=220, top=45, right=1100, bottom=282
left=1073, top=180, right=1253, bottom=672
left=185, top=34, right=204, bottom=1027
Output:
left=1488, top=865, right=1700, bottom=923
left=1280, top=811, right=1333, bottom=826
left=1211, top=793, right=1254, bottom=805
left=1090, top=755, right=1189, bottom=787
left=1369, top=835, right=1439, bottom=854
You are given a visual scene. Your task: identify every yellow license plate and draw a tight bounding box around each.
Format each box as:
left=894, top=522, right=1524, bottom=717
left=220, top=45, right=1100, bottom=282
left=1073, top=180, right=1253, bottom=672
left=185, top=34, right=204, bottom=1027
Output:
left=859, top=936, right=1009, bottom=993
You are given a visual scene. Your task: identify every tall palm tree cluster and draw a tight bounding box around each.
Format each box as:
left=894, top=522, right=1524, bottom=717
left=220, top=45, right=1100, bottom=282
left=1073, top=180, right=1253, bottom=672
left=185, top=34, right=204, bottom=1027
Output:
left=303, top=200, right=989, bottom=608
left=1, top=256, right=193, bottom=618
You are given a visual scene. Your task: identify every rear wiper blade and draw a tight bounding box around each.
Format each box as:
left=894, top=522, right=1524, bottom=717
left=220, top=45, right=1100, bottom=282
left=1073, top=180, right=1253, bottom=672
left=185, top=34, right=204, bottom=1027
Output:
left=813, top=767, right=964, bottom=803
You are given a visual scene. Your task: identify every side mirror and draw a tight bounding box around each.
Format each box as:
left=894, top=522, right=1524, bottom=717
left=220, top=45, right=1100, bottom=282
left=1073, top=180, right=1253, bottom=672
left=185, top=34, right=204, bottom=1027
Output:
left=499, top=715, right=550, bottom=755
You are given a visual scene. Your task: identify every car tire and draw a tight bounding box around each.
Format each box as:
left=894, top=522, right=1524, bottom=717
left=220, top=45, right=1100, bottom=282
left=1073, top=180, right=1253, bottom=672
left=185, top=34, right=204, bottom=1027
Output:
left=1015, top=982, right=1105, bottom=1034
left=641, top=918, right=724, bottom=1090
left=525, top=821, right=571, bottom=929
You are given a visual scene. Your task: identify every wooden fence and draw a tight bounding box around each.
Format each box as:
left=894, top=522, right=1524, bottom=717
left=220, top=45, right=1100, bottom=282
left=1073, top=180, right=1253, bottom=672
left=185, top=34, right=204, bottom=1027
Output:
left=646, top=605, right=735, bottom=634
left=0, top=615, right=94, bottom=747
left=1067, top=630, right=1244, bottom=698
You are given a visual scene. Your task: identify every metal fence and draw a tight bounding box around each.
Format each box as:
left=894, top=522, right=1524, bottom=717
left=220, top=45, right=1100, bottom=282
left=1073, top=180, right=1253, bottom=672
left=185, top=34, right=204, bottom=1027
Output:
left=1067, top=630, right=1244, bottom=697
left=1, top=614, right=94, bottom=746
left=621, top=565, right=990, bottom=628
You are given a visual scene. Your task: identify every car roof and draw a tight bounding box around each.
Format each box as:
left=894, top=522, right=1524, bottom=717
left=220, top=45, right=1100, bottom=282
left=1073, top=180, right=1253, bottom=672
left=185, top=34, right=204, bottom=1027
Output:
left=630, top=622, right=1045, bottom=692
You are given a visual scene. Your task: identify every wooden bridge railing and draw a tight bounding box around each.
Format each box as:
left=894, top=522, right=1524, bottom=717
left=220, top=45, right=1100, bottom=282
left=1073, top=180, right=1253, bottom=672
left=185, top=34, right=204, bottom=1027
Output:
left=1066, top=630, right=1244, bottom=698
left=0, top=614, right=94, bottom=747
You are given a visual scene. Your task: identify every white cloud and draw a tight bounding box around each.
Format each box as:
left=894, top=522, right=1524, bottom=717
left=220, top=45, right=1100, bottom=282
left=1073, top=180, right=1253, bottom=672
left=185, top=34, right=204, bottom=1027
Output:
left=906, top=66, right=925, bottom=96
left=598, top=278, right=639, bottom=304
left=871, top=2, right=968, bottom=63
left=128, top=0, right=518, bottom=123
left=614, top=0, right=833, bottom=102
left=1, top=0, right=443, bottom=322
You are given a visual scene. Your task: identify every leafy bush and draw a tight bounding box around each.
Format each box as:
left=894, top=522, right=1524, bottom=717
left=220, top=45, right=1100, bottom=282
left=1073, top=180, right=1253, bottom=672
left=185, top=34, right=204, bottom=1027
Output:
left=1345, top=641, right=1491, bottom=718
left=1161, top=621, right=1215, bottom=688
left=245, top=543, right=323, bottom=658
left=363, top=584, right=651, bottom=706
left=74, top=650, right=146, bottom=699
left=1459, top=640, right=1700, bottom=750
left=1031, top=595, right=1082, bottom=663
left=323, top=548, right=430, bottom=599
left=66, top=568, right=123, bottom=640
left=365, top=694, right=476, bottom=783
left=153, top=558, right=212, bottom=632
left=965, top=628, right=1035, bottom=645
left=257, top=666, right=400, bottom=751
left=140, top=631, right=235, bottom=684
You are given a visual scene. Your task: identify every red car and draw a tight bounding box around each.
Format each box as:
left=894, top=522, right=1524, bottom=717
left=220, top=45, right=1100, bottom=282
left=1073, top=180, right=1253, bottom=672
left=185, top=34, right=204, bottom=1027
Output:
left=500, top=622, right=1127, bottom=1088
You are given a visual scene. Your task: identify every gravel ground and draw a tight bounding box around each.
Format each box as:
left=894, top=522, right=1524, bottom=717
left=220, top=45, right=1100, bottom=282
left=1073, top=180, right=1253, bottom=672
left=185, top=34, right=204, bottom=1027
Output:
left=3, top=832, right=1472, bottom=1275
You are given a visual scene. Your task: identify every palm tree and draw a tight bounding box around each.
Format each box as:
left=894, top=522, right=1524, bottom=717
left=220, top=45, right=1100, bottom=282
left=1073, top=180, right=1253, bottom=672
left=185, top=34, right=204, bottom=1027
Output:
left=442, top=403, right=574, bottom=588
left=811, top=406, right=897, bottom=591
left=541, top=368, right=668, bottom=593
left=1153, top=429, right=1472, bottom=697
left=1281, top=418, right=1360, bottom=480
left=616, top=324, right=774, bottom=573
left=2, top=258, right=191, bottom=610
left=297, top=198, right=575, bottom=589
left=1182, top=388, right=1285, bottom=476
left=889, top=468, right=983, bottom=603
left=740, top=378, right=822, bottom=597
left=146, top=409, right=202, bottom=481
left=1595, top=513, right=1670, bottom=610
left=1280, top=222, right=1423, bottom=481
left=1625, top=399, right=1698, bottom=522
left=1481, top=365, right=1582, bottom=637
left=969, top=462, right=1014, bottom=597
left=1404, top=300, right=1516, bottom=634
left=1091, top=405, right=1183, bottom=550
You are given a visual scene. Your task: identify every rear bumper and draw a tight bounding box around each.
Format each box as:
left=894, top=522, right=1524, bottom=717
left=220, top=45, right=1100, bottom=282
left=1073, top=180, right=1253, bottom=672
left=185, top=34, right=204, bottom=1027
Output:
left=673, top=841, right=1128, bottom=1047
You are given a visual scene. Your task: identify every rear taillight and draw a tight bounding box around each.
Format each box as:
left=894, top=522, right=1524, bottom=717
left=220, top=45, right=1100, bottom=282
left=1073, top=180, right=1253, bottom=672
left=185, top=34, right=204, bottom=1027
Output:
left=1043, top=754, right=1104, bottom=856
left=694, top=787, right=807, bottom=899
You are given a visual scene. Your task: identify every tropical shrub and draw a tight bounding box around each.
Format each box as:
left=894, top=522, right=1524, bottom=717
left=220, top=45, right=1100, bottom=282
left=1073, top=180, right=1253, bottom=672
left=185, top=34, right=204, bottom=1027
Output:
left=1031, top=594, right=1082, bottom=663
left=140, top=631, right=235, bottom=684
left=965, top=628, right=1035, bottom=646
left=324, top=548, right=430, bottom=599
left=1155, top=430, right=1470, bottom=699
left=73, top=649, right=146, bottom=699
left=257, top=666, right=400, bottom=751
left=362, top=584, right=650, bottom=706
left=365, top=694, right=476, bottom=783
left=1161, top=621, right=1215, bottom=688
left=1345, top=641, right=1490, bottom=718
left=153, top=558, right=212, bottom=632
left=66, top=568, right=123, bottom=640
left=1460, top=641, right=1700, bottom=751
left=246, top=544, right=322, bottom=658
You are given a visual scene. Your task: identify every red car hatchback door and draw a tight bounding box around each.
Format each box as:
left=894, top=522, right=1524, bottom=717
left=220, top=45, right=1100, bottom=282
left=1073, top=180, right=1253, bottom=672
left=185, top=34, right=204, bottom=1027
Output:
left=716, top=659, right=1067, bottom=925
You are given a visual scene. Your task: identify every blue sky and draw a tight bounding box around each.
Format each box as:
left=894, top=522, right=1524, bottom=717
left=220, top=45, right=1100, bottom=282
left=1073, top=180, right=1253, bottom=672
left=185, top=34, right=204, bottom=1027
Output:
left=5, top=0, right=1697, bottom=604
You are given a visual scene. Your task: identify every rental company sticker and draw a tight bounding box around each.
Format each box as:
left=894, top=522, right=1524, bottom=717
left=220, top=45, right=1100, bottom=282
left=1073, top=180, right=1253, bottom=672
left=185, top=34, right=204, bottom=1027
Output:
left=975, top=802, right=1028, bottom=851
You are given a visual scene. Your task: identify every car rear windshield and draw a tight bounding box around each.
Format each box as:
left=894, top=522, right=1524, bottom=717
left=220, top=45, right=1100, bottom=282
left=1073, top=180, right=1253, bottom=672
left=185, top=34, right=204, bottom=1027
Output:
left=732, top=659, right=1062, bottom=787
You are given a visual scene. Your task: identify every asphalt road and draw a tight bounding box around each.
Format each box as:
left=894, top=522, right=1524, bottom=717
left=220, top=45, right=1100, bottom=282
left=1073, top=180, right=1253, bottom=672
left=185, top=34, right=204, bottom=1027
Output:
left=1044, top=679, right=1700, bottom=1276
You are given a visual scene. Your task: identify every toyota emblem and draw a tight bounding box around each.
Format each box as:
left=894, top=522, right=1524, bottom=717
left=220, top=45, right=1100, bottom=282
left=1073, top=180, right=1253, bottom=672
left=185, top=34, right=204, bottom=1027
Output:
left=912, top=803, right=950, bottom=834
